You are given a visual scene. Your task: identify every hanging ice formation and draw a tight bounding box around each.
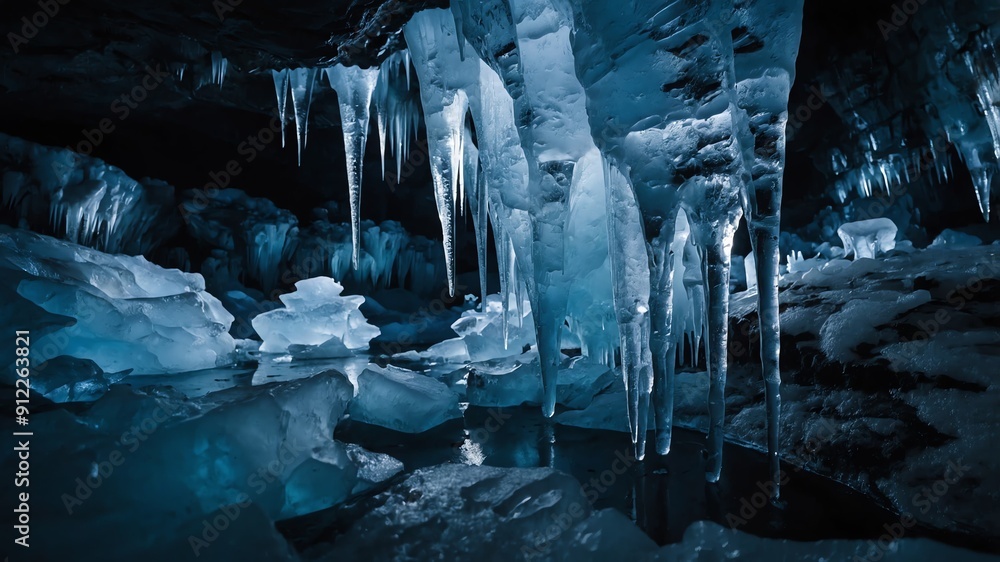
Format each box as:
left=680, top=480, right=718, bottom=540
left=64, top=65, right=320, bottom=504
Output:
left=324, top=65, right=379, bottom=269
left=210, top=51, right=228, bottom=87
left=266, top=67, right=316, bottom=164
left=373, top=50, right=421, bottom=182
left=815, top=2, right=1000, bottom=222
left=267, top=0, right=803, bottom=488
left=271, top=69, right=290, bottom=148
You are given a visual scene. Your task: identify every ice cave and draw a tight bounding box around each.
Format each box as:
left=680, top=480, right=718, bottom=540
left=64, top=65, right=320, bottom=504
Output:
left=1, top=0, right=999, bottom=560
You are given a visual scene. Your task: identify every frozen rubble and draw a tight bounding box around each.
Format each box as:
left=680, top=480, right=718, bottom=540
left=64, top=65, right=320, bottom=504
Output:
left=347, top=365, right=463, bottom=433
left=7, top=370, right=401, bottom=561
left=180, top=188, right=299, bottom=293
left=0, top=226, right=236, bottom=374
left=252, top=276, right=380, bottom=359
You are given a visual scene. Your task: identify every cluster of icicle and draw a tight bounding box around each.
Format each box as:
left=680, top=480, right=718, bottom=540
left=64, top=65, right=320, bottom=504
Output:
left=818, top=3, right=1000, bottom=220
left=265, top=0, right=804, bottom=496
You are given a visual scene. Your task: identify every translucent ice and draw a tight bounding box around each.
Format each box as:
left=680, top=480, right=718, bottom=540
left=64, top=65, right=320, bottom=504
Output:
left=324, top=64, right=379, bottom=268
left=251, top=277, right=380, bottom=358
left=404, top=9, right=481, bottom=296
left=0, top=226, right=235, bottom=374
left=837, top=218, right=898, bottom=259
left=348, top=366, right=462, bottom=433
left=288, top=67, right=318, bottom=165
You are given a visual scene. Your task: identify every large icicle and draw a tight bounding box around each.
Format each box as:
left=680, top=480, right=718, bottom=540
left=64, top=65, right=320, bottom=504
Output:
left=324, top=64, right=380, bottom=269
left=463, top=124, right=489, bottom=305
left=572, top=0, right=751, bottom=470
left=404, top=10, right=481, bottom=296
left=288, top=67, right=318, bottom=166
left=732, top=0, right=805, bottom=497
left=604, top=159, right=654, bottom=459
left=271, top=69, right=290, bottom=148
left=455, top=0, right=603, bottom=418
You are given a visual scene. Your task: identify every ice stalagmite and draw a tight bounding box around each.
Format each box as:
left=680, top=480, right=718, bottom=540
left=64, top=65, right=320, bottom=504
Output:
left=404, top=10, right=481, bottom=296
left=288, top=68, right=318, bottom=166
left=324, top=64, right=380, bottom=269
left=732, top=0, right=805, bottom=496
left=271, top=69, right=289, bottom=148
left=572, top=0, right=751, bottom=471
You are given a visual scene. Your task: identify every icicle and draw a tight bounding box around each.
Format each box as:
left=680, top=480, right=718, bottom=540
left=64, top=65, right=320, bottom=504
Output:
left=603, top=158, right=654, bottom=460
left=404, top=10, right=478, bottom=296
left=463, top=126, right=489, bottom=306
left=288, top=68, right=317, bottom=166
left=324, top=64, right=380, bottom=268
left=271, top=69, right=290, bottom=149
left=210, top=51, right=228, bottom=87
left=495, top=224, right=511, bottom=347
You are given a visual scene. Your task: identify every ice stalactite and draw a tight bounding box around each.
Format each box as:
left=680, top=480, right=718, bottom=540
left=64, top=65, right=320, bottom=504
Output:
left=324, top=64, right=380, bottom=269
left=288, top=67, right=318, bottom=166
left=603, top=160, right=654, bottom=459
left=572, top=0, right=752, bottom=467
left=404, top=9, right=481, bottom=297
left=210, top=51, right=228, bottom=87
left=453, top=0, right=602, bottom=418
left=374, top=50, right=422, bottom=182
left=271, top=69, right=289, bottom=148
left=732, top=0, right=805, bottom=498
left=463, top=124, right=490, bottom=305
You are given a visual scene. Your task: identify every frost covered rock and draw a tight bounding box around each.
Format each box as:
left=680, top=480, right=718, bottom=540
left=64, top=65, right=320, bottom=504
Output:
left=348, top=366, right=461, bottom=433
left=252, top=277, right=379, bottom=358
left=930, top=228, right=983, bottom=247
left=0, top=133, right=179, bottom=254
left=0, top=226, right=236, bottom=374
left=837, top=217, right=898, bottom=259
